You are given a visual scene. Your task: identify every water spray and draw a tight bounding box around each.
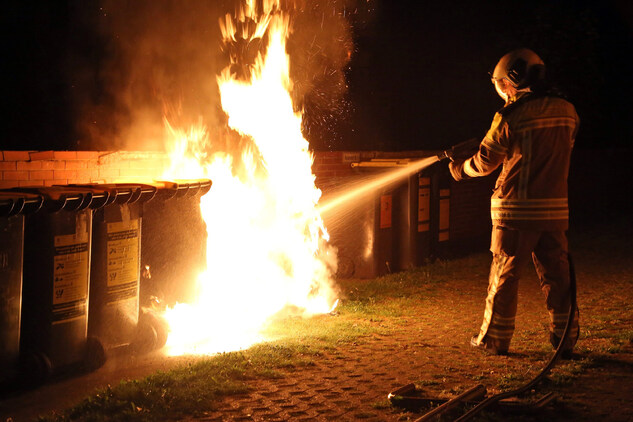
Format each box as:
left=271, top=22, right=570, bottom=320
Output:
left=317, top=138, right=481, bottom=216
left=317, top=155, right=440, bottom=215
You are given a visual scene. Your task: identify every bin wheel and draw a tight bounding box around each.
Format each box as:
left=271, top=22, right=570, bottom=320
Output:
left=20, top=350, right=52, bottom=387
left=134, top=311, right=169, bottom=352
left=85, top=336, right=106, bottom=371
left=133, top=314, right=158, bottom=353
left=149, top=314, right=169, bottom=350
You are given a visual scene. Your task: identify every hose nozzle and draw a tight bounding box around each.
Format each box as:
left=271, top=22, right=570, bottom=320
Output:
left=438, top=149, right=454, bottom=162
left=439, top=138, right=480, bottom=162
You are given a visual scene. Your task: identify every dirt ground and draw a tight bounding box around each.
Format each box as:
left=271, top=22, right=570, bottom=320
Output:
left=1, top=224, right=632, bottom=422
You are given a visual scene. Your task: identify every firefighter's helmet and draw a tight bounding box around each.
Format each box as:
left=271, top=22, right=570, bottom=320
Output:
left=491, top=48, right=545, bottom=89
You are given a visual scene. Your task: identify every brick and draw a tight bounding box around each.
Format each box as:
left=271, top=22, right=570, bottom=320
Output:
left=41, top=160, right=66, bottom=170
left=17, top=161, right=42, bottom=170
left=29, top=151, right=55, bottom=160
left=64, top=160, right=88, bottom=170
left=135, top=159, right=164, bottom=169
left=315, top=170, right=337, bottom=178
left=119, top=168, right=143, bottom=177
left=0, top=181, right=18, bottom=189
left=98, top=168, right=120, bottom=179
left=54, top=151, right=77, bottom=160
left=98, top=160, right=129, bottom=169
left=75, top=151, right=100, bottom=160
left=75, top=169, right=98, bottom=180
left=2, top=171, right=29, bottom=180
left=115, top=159, right=133, bottom=169
left=44, top=179, right=69, bottom=187
left=67, top=178, right=91, bottom=185
left=0, top=162, right=17, bottom=170
left=318, top=156, right=345, bottom=165
left=20, top=180, right=44, bottom=187
left=3, top=151, right=31, bottom=161
left=316, top=151, right=342, bottom=159
left=54, top=170, right=78, bottom=180
left=30, top=170, right=54, bottom=180
left=315, top=163, right=351, bottom=172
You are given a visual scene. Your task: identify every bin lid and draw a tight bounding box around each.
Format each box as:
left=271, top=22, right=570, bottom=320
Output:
left=65, top=183, right=158, bottom=205
left=5, top=186, right=106, bottom=212
left=0, top=191, right=44, bottom=217
left=151, top=179, right=212, bottom=200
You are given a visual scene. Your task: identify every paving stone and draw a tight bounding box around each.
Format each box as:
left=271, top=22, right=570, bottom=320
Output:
left=194, top=416, right=224, bottom=421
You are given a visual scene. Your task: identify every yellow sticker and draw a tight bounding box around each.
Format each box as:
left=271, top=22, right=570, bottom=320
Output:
left=106, top=219, right=139, bottom=304
left=53, top=231, right=89, bottom=324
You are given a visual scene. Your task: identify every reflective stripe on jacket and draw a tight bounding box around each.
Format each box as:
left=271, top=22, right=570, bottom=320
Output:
left=452, top=92, right=579, bottom=230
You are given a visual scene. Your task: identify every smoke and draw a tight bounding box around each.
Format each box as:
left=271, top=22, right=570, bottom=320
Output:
left=286, top=1, right=354, bottom=150
left=68, top=1, right=222, bottom=150
left=70, top=0, right=376, bottom=151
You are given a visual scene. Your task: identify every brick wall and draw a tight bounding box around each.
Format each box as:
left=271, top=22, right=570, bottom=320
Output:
left=1, top=149, right=440, bottom=188
left=1, top=148, right=491, bottom=243
left=0, top=151, right=169, bottom=189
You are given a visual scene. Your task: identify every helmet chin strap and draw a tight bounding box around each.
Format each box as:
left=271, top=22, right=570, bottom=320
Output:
left=494, top=79, right=511, bottom=103
left=495, top=78, right=531, bottom=104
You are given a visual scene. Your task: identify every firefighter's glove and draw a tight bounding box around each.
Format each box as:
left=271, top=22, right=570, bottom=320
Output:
left=448, top=159, right=466, bottom=181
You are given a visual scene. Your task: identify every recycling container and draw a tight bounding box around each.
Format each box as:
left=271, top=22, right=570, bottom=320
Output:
left=83, top=180, right=210, bottom=355
left=0, top=192, right=43, bottom=387
left=332, top=158, right=439, bottom=277
left=11, top=186, right=108, bottom=382
left=141, top=179, right=211, bottom=307
left=83, top=183, right=157, bottom=354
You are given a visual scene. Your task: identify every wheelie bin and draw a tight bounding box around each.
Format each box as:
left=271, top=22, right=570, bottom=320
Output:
left=0, top=192, right=43, bottom=388
left=79, top=183, right=160, bottom=356
left=141, top=179, right=211, bottom=308
left=10, top=186, right=110, bottom=384
left=82, top=180, right=209, bottom=356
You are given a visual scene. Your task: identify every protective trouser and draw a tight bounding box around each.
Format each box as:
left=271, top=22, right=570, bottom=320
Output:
left=475, top=226, right=579, bottom=352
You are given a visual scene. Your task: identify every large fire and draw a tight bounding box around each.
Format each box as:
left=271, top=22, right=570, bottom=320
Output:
left=159, top=0, right=338, bottom=355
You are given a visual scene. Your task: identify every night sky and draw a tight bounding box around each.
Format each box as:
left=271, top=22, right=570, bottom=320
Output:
left=2, top=0, right=632, bottom=153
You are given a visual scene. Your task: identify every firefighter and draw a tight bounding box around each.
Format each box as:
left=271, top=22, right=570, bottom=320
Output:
left=448, top=48, right=580, bottom=357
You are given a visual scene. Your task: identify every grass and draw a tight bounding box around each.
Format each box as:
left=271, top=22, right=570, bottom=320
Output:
left=38, top=216, right=633, bottom=421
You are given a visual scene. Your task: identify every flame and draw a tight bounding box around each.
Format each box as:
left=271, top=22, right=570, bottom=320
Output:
left=159, top=0, right=338, bottom=355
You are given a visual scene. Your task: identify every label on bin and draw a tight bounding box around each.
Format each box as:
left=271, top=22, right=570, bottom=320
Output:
left=53, top=232, right=89, bottom=324
left=106, top=219, right=139, bottom=304
left=439, top=189, right=450, bottom=242
left=418, top=176, right=430, bottom=232
left=380, top=195, right=392, bottom=229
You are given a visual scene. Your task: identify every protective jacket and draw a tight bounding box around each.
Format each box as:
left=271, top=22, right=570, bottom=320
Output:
left=450, top=91, right=580, bottom=230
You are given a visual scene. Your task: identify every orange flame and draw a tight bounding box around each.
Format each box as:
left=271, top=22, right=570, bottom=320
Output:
left=160, top=0, right=338, bottom=355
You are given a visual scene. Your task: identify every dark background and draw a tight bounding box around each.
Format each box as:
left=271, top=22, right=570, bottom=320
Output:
left=1, top=0, right=632, bottom=152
